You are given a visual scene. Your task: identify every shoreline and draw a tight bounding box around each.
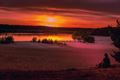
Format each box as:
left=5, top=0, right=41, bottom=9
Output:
left=0, top=67, right=120, bottom=80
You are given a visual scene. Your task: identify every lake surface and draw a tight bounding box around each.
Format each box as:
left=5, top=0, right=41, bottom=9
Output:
left=0, top=33, right=112, bottom=43
left=0, top=33, right=73, bottom=42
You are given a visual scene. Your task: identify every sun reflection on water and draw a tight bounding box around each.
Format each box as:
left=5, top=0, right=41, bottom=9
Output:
left=38, top=34, right=73, bottom=41
left=0, top=34, right=73, bottom=42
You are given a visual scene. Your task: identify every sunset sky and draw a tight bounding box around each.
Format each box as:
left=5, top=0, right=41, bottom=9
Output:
left=0, top=0, right=120, bottom=28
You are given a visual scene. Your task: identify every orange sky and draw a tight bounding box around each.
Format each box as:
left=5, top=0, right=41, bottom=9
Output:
left=0, top=7, right=119, bottom=28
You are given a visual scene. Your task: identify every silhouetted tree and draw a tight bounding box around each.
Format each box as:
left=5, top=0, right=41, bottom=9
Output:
left=110, top=19, right=120, bottom=62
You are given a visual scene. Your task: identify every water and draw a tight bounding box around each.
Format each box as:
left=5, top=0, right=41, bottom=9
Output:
left=0, top=33, right=112, bottom=43
left=0, top=33, right=73, bottom=42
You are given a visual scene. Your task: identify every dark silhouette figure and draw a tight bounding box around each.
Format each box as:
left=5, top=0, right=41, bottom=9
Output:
left=98, top=53, right=111, bottom=68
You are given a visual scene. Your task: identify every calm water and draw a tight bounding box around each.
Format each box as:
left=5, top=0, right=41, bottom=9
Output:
left=0, top=33, right=73, bottom=42
left=0, top=33, right=113, bottom=45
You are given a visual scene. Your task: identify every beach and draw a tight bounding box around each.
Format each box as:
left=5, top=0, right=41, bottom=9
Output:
left=0, top=36, right=117, bottom=71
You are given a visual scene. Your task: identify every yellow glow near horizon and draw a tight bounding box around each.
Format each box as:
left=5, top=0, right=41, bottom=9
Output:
left=46, top=36, right=61, bottom=41
left=39, top=34, right=73, bottom=41
left=35, top=15, right=65, bottom=27
left=39, top=36, right=63, bottom=41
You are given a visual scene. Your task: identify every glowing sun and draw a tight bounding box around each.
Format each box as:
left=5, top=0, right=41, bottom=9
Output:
left=47, top=17, right=56, bottom=23
left=36, top=15, right=65, bottom=27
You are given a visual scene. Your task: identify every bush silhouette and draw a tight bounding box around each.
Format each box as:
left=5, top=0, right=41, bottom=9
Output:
left=32, top=37, right=37, bottom=42
left=41, top=39, right=53, bottom=44
left=72, top=31, right=81, bottom=40
left=72, top=31, right=95, bottom=43
left=83, top=36, right=95, bottom=43
left=0, top=36, right=14, bottom=44
left=37, top=39, right=41, bottom=43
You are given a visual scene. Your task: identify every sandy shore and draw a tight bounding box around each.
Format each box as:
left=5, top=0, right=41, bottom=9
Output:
left=0, top=42, right=117, bottom=71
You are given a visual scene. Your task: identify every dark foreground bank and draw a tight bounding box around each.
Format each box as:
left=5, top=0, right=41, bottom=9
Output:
left=0, top=68, right=120, bottom=80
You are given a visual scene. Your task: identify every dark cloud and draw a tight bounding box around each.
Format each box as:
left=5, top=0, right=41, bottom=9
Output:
left=0, top=0, right=120, bottom=15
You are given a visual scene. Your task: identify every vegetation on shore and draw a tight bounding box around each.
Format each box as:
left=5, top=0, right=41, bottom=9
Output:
left=32, top=37, right=66, bottom=45
left=72, top=31, right=95, bottom=43
left=0, top=35, right=14, bottom=44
